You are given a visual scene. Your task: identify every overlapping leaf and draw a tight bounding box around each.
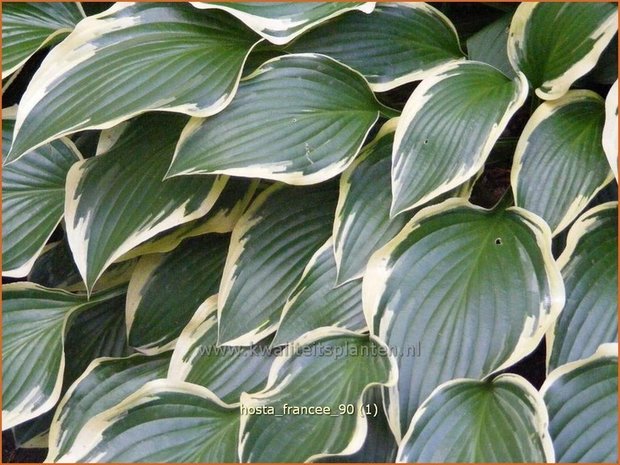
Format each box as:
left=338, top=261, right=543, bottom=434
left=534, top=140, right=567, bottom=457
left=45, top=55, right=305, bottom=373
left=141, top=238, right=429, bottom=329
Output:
left=397, top=376, right=554, bottom=462
left=542, top=344, right=618, bottom=463
left=287, top=3, right=464, bottom=91
left=2, top=109, right=82, bottom=277
left=168, top=54, right=384, bottom=185
left=363, top=199, right=564, bottom=438
left=117, top=178, right=257, bottom=262
left=46, top=353, right=170, bottom=461
left=240, top=330, right=396, bottom=462
left=168, top=295, right=274, bottom=403
left=126, top=234, right=229, bottom=354
left=64, top=113, right=227, bottom=292
left=6, top=3, right=260, bottom=162
left=508, top=2, right=618, bottom=100
left=466, top=13, right=515, bottom=78
left=2, top=283, right=125, bottom=430
left=603, top=80, right=618, bottom=179
left=547, top=203, right=618, bottom=371
left=217, top=182, right=337, bottom=345
left=272, top=238, right=366, bottom=347
left=190, top=2, right=374, bottom=45
left=391, top=61, right=527, bottom=215
left=512, top=90, right=613, bottom=235
left=57, top=380, right=240, bottom=462
left=2, top=2, right=84, bottom=78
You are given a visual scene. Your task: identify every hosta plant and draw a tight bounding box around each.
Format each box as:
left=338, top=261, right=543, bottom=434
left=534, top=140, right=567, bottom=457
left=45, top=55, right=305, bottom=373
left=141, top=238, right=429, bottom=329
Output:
left=1, top=1, right=618, bottom=463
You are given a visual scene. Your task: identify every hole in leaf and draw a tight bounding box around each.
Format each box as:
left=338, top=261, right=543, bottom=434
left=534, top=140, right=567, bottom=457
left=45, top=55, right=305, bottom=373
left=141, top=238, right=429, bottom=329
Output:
left=495, top=238, right=503, bottom=245
left=423, top=139, right=428, bottom=144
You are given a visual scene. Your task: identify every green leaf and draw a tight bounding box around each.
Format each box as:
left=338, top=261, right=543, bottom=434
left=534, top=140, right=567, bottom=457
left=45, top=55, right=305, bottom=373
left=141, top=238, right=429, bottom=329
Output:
left=1, top=283, right=124, bottom=429
left=1, top=2, right=85, bottom=78
left=391, top=61, right=527, bottom=215
left=334, top=120, right=477, bottom=285
left=126, top=234, right=229, bottom=354
left=190, top=2, right=374, bottom=45
left=218, top=182, right=337, bottom=345
left=397, top=375, right=554, bottom=462
left=466, top=13, right=516, bottom=78
left=2, top=109, right=81, bottom=277
left=603, top=80, right=618, bottom=180
left=64, top=113, right=227, bottom=292
left=322, top=387, right=398, bottom=463
left=548, top=203, right=618, bottom=371
left=6, top=3, right=260, bottom=163
left=168, top=54, right=383, bottom=185
left=512, top=90, right=613, bottom=235
left=239, top=330, right=396, bottom=462
left=272, top=238, right=366, bottom=347
left=56, top=380, right=240, bottom=462
left=46, top=353, right=170, bottom=461
left=169, top=295, right=274, bottom=403
left=117, top=177, right=257, bottom=262
left=363, top=199, right=564, bottom=438
left=542, top=344, right=618, bottom=463
left=508, top=2, right=618, bottom=100
left=287, top=3, right=464, bottom=91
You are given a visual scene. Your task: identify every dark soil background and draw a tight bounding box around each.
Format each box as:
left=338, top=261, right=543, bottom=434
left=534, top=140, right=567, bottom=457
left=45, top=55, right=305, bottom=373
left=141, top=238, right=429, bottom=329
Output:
left=2, top=2, right=617, bottom=462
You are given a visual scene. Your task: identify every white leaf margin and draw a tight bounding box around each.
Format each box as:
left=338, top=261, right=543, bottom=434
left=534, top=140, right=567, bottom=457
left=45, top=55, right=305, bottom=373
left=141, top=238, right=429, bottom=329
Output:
left=190, top=2, right=375, bottom=45
left=603, top=80, right=618, bottom=180
left=238, top=327, right=398, bottom=463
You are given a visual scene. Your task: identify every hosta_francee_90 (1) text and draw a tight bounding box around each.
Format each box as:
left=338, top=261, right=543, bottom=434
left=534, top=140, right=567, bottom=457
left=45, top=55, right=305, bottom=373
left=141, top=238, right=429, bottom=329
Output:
left=1, top=1, right=618, bottom=463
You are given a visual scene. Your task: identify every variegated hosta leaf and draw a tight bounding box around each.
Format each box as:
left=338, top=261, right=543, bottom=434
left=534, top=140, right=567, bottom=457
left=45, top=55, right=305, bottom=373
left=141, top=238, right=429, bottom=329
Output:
left=6, top=3, right=261, bottom=163
left=46, top=353, right=170, bottom=462
left=29, top=239, right=138, bottom=293
left=240, top=330, right=397, bottom=462
left=542, top=344, right=618, bottom=463
left=466, top=13, right=515, bottom=78
left=334, top=120, right=477, bottom=285
left=508, top=2, right=618, bottom=100
left=363, top=199, right=564, bottom=438
left=547, top=203, right=618, bottom=372
left=322, top=387, right=398, bottom=463
left=64, top=113, right=227, bottom=292
left=1, top=2, right=85, bottom=78
left=273, top=238, right=366, bottom=347
left=218, top=182, right=337, bottom=346
left=118, top=177, right=257, bottom=262
left=126, top=234, right=229, bottom=354
left=603, top=80, right=618, bottom=179
left=391, top=61, right=527, bottom=215
left=397, top=375, right=554, bottom=462
left=190, top=2, right=375, bottom=45
left=168, top=295, right=274, bottom=403
left=57, top=380, right=240, bottom=463
left=2, top=109, right=82, bottom=278
left=168, top=54, right=383, bottom=185
left=64, top=291, right=131, bottom=384
left=287, top=3, right=464, bottom=92
left=2, top=283, right=125, bottom=430
left=512, top=90, right=613, bottom=236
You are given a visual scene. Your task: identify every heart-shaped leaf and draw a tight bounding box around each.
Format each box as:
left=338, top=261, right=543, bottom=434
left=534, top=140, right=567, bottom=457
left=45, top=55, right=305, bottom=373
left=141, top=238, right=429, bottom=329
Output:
left=363, top=199, right=564, bottom=438
left=397, top=375, right=554, bottom=462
